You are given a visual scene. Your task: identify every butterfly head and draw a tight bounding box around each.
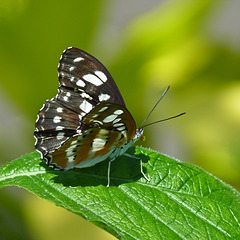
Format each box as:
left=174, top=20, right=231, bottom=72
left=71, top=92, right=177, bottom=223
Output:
left=135, top=128, right=144, bottom=141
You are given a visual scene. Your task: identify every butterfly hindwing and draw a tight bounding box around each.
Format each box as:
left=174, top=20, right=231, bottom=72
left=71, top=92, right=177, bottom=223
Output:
left=80, top=102, right=136, bottom=141
left=46, top=102, right=137, bottom=169
left=49, top=128, right=124, bottom=170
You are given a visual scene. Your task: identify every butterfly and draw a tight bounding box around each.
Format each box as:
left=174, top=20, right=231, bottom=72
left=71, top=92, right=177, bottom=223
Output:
left=34, top=47, right=150, bottom=187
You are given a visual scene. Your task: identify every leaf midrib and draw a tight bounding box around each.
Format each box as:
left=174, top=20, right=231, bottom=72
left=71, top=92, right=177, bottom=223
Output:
left=0, top=170, right=46, bottom=181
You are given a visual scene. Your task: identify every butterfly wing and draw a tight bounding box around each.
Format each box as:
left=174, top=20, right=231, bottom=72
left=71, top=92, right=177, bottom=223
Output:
left=34, top=99, right=79, bottom=157
left=46, top=102, right=137, bottom=170
left=58, top=47, right=125, bottom=106
left=34, top=47, right=126, bottom=162
left=49, top=128, right=123, bottom=169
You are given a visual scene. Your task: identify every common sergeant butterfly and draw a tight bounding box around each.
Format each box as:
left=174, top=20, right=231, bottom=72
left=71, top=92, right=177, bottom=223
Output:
left=34, top=47, right=150, bottom=187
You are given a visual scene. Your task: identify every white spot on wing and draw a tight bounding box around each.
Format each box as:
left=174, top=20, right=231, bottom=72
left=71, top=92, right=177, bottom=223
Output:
left=66, top=92, right=71, bottom=97
left=113, top=118, right=121, bottom=124
left=66, top=146, right=76, bottom=155
left=76, top=129, right=82, bottom=134
left=70, top=140, right=78, bottom=146
left=98, top=93, right=110, bottom=101
left=80, top=92, right=92, bottom=100
left=95, top=71, right=107, bottom=82
left=56, top=126, right=64, bottom=130
left=76, top=79, right=85, bottom=87
left=98, top=106, right=108, bottom=113
left=57, top=107, right=63, bottom=113
left=93, top=120, right=103, bottom=125
left=67, top=155, right=76, bottom=163
left=80, top=100, right=93, bottom=112
left=99, top=129, right=109, bottom=134
left=63, top=96, right=68, bottom=101
left=57, top=132, right=65, bottom=140
left=103, top=114, right=117, bottom=123
left=117, top=126, right=126, bottom=131
left=53, top=116, right=61, bottom=123
left=74, top=57, right=84, bottom=62
left=69, top=66, right=75, bottom=71
left=114, top=110, right=123, bottom=115
left=92, top=138, right=106, bottom=152
left=113, top=123, right=124, bottom=127
left=83, top=74, right=103, bottom=86
left=59, top=71, right=66, bottom=78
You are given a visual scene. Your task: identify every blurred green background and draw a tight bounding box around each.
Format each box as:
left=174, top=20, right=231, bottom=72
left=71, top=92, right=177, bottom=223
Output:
left=1, top=0, right=240, bottom=239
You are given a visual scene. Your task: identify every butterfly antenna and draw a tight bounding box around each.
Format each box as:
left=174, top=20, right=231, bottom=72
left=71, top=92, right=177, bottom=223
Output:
left=139, top=85, right=170, bottom=128
left=141, top=112, right=186, bottom=128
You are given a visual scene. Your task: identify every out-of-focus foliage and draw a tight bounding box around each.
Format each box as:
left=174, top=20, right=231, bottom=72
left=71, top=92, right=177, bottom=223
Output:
left=0, top=190, right=31, bottom=240
left=0, top=0, right=239, bottom=239
left=110, top=0, right=240, bottom=189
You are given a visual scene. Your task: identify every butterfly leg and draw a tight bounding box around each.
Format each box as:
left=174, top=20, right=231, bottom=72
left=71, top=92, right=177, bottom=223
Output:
left=107, top=157, right=116, bottom=188
left=124, top=153, right=150, bottom=182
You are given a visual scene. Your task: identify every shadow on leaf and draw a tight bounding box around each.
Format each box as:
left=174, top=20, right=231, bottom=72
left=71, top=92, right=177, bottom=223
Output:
left=45, top=147, right=149, bottom=187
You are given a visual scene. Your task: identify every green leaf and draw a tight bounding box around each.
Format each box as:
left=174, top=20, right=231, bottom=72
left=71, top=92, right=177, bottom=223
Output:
left=0, top=147, right=240, bottom=240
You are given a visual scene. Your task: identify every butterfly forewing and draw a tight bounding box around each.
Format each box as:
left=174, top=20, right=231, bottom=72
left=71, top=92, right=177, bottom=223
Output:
left=34, top=130, right=75, bottom=157
left=56, top=86, right=97, bottom=115
left=34, top=99, right=79, bottom=156
left=58, top=47, right=125, bottom=106
left=35, top=100, right=80, bottom=131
